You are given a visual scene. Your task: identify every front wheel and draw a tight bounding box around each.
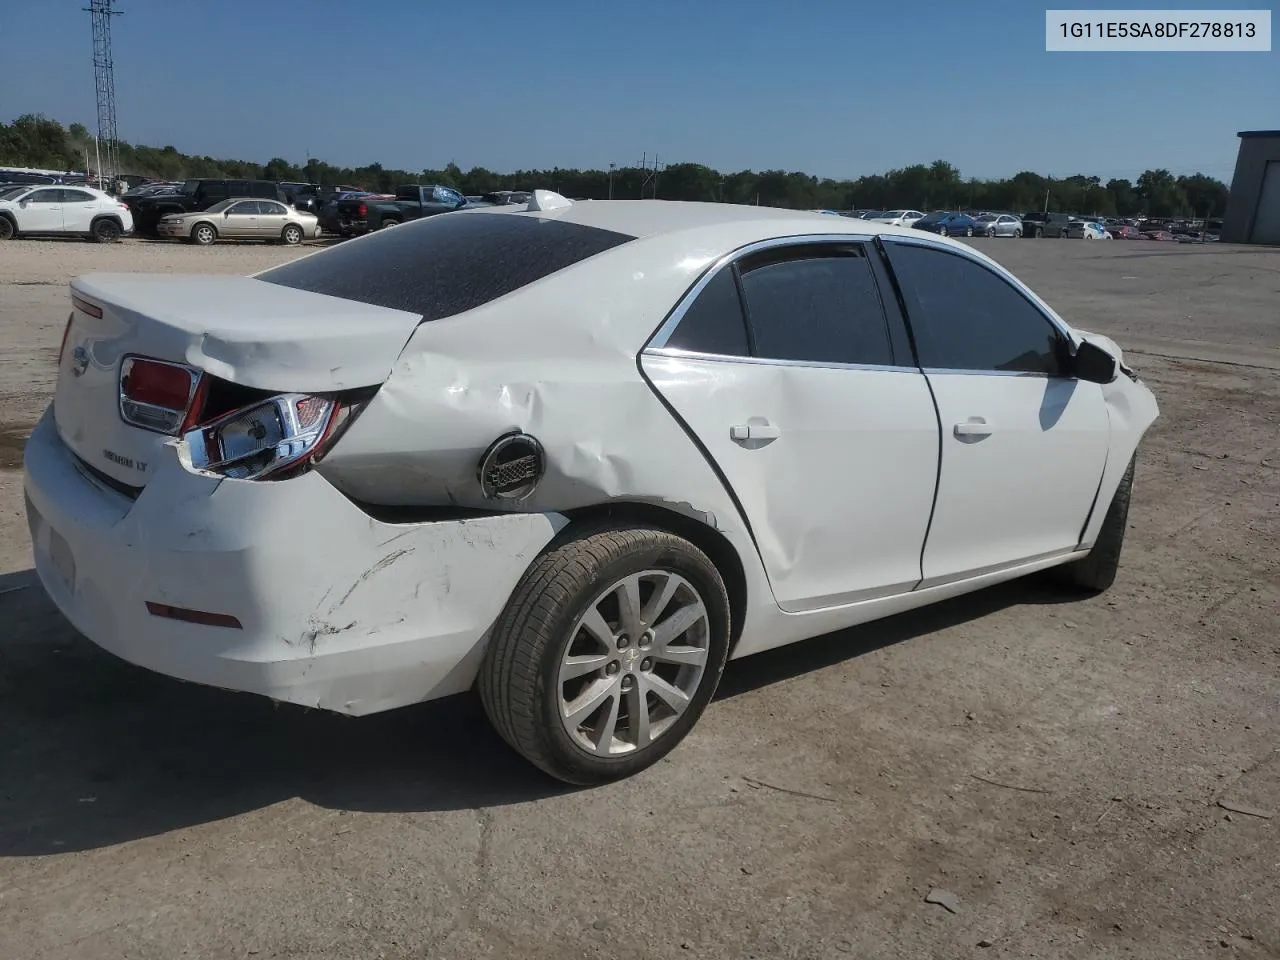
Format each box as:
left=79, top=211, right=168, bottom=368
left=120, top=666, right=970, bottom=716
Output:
left=938, top=226, right=948, bottom=237
left=1052, top=456, right=1134, bottom=593
left=964, top=227, right=973, bottom=237
left=1014, top=229, right=1022, bottom=238
left=281, top=224, right=303, bottom=245
left=479, top=525, right=731, bottom=785
left=191, top=223, right=217, bottom=246
left=986, top=227, right=996, bottom=238
left=1034, top=226, right=1044, bottom=238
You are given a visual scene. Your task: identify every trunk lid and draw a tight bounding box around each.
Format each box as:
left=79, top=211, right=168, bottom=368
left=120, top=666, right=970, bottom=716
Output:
left=54, top=272, right=422, bottom=488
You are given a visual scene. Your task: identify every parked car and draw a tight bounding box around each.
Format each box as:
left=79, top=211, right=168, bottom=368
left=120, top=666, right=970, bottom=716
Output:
left=1021, top=212, right=1077, bottom=238
left=974, top=213, right=1024, bottom=238
left=1110, top=225, right=1145, bottom=239
left=1142, top=230, right=1177, bottom=241
left=318, top=191, right=372, bottom=235
left=0, top=184, right=133, bottom=242
left=1066, top=221, right=1111, bottom=239
left=334, top=184, right=470, bottom=235
left=25, top=194, right=1157, bottom=784
left=155, top=198, right=321, bottom=246
left=867, top=209, right=925, bottom=227
left=912, top=211, right=976, bottom=237
left=853, top=209, right=883, bottom=220
left=125, top=178, right=286, bottom=236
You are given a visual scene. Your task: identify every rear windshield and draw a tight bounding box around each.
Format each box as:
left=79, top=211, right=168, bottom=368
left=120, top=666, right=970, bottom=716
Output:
left=257, top=211, right=636, bottom=322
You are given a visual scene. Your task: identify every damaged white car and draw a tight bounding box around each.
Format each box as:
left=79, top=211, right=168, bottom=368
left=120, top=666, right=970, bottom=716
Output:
left=23, top=192, right=1159, bottom=784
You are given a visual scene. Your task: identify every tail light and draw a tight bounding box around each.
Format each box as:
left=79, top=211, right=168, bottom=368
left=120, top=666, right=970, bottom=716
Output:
left=117, top=354, right=371, bottom=480
left=357, top=203, right=367, bottom=217
left=184, top=393, right=364, bottom=480
left=118, top=356, right=201, bottom=434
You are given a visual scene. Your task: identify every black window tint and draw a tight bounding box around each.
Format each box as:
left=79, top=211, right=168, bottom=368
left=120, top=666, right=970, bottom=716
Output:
left=258, top=212, right=635, bottom=322
left=884, top=242, right=1067, bottom=375
left=28, top=189, right=61, bottom=203
left=63, top=190, right=95, bottom=202
left=665, top=267, right=748, bottom=356
left=737, top=248, right=893, bottom=366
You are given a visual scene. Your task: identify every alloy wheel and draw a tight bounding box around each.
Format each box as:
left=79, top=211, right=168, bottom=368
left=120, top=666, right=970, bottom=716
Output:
left=557, top=570, right=710, bottom=757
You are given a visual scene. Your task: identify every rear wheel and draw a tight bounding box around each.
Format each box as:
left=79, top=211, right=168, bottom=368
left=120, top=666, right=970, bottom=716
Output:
left=379, top=218, right=401, bottom=229
left=1014, top=229, right=1022, bottom=238
left=281, top=224, right=303, bottom=245
left=1052, top=456, right=1134, bottom=593
left=986, top=227, right=996, bottom=238
left=91, top=218, right=122, bottom=243
left=479, top=525, right=730, bottom=785
left=191, top=222, right=217, bottom=246
left=938, top=226, right=948, bottom=237
left=1034, top=226, right=1044, bottom=238
left=964, top=226, right=973, bottom=237
left=0, top=216, right=14, bottom=241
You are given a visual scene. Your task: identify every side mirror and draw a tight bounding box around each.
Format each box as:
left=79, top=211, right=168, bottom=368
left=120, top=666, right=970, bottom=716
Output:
left=1072, top=340, right=1118, bottom=384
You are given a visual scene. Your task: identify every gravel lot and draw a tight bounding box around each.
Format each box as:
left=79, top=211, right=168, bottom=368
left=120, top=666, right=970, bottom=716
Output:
left=1, top=235, right=1278, bottom=960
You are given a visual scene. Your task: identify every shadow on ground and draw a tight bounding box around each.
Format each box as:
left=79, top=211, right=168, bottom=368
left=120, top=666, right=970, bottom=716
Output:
left=0, top=566, right=1080, bottom=856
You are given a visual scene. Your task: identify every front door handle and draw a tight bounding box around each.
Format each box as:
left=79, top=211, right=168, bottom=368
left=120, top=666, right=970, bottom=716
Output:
left=730, top=422, right=781, bottom=442
left=953, top=418, right=993, bottom=439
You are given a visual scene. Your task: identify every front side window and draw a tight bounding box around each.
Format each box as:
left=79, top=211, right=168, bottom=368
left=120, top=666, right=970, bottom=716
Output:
left=884, top=242, right=1069, bottom=375
left=227, top=201, right=260, bottom=215
left=737, top=246, right=894, bottom=366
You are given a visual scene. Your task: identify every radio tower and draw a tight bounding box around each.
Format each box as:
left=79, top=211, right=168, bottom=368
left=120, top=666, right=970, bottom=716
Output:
left=86, top=0, right=122, bottom=184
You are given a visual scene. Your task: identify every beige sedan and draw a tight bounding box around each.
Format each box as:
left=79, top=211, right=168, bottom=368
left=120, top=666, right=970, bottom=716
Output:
left=157, top=198, right=321, bottom=246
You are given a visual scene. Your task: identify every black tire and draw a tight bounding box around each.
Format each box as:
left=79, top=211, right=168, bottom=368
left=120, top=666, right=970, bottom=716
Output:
left=1052, top=456, right=1134, bottom=593
left=1060, top=228, right=1070, bottom=239
left=191, top=222, right=217, bottom=246
left=1034, top=226, right=1044, bottom=238
left=378, top=218, right=401, bottom=230
left=986, top=227, right=996, bottom=238
left=964, top=227, right=973, bottom=237
left=0, top=216, right=14, bottom=241
left=938, top=226, right=948, bottom=237
left=1014, top=229, right=1022, bottom=238
left=91, top=218, right=122, bottom=243
left=281, top=224, right=303, bottom=245
left=479, top=524, right=731, bottom=785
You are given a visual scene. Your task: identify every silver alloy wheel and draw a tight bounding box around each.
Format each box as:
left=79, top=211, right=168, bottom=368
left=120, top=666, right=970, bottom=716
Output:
left=194, top=224, right=215, bottom=245
left=987, top=227, right=996, bottom=237
left=283, top=225, right=302, bottom=244
left=558, top=569, right=710, bottom=757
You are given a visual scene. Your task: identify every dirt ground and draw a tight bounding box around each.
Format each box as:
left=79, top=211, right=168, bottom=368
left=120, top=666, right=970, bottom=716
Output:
left=0, top=235, right=1277, bottom=960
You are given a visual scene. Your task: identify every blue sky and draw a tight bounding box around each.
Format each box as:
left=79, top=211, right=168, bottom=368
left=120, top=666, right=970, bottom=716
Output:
left=4, top=0, right=1274, bottom=182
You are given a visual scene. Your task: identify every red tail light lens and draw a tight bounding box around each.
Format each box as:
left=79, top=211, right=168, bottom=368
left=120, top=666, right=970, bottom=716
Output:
left=118, top=356, right=201, bottom=434
left=357, top=203, right=367, bottom=217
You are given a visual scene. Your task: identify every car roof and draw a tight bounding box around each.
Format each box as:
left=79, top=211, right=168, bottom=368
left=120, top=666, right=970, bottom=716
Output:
left=463, top=198, right=937, bottom=245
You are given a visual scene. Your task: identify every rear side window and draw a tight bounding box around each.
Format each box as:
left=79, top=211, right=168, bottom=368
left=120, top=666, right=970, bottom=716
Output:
left=257, top=212, right=635, bottom=322
left=737, top=247, right=894, bottom=366
left=664, top=268, right=749, bottom=357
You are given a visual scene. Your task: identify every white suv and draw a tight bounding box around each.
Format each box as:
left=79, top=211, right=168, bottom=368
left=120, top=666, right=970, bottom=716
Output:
left=0, top=184, right=133, bottom=242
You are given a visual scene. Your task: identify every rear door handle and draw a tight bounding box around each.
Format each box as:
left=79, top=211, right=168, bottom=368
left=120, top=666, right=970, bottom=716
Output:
left=953, top=418, right=993, bottom=439
left=730, top=422, right=781, bottom=441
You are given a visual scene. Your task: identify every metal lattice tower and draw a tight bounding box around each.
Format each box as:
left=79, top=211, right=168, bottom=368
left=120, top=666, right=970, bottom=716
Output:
left=85, top=0, right=122, bottom=182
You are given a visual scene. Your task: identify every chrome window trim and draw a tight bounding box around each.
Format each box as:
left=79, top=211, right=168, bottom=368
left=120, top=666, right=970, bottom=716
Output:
left=643, top=345, right=917, bottom=375
left=920, top=366, right=1061, bottom=379
left=644, top=232, right=877, bottom=355
left=878, top=233, right=1079, bottom=346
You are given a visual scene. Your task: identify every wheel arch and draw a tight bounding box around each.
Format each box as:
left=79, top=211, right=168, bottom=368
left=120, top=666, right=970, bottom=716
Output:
left=556, top=500, right=748, bottom=653
left=90, top=213, right=123, bottom=229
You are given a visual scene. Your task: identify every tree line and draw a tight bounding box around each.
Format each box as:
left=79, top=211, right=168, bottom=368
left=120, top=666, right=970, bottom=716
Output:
left=1, top=114, right=1230, bottom=218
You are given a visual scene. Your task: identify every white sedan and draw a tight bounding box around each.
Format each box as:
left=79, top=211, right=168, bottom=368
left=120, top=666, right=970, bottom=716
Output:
left=867, top=208, right=926, bottom=227
left=23, top=194, right=1158, bottom=784
left=0, top=184, right=133, bottom=242
left=1066, top=220, right=1112, bottom=239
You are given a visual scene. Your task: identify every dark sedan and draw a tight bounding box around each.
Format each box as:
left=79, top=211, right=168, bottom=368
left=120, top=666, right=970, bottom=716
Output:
left=912, top=211, right=977, bottom=238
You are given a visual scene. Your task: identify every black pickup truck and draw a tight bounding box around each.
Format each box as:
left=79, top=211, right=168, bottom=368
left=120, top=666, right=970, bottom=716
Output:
left=334, top=184, right=470, bottom=235
left=126, top=178, right=285, bottom=236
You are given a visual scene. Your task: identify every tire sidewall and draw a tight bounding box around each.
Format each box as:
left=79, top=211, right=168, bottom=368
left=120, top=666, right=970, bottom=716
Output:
left=193, top=224, right=216, bottom=245
left=0, top=217, right=14, bottom=240
left=283, top=225, right=302, bottom=244
left=92, top=218, right=121, bottom=242
left=532, top=534, right=730, bottom=783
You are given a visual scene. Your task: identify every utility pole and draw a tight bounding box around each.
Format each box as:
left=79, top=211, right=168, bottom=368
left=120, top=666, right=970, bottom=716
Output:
left=608, top=162, right=615, bottom=200
left=85, top=0, right=123, bottom=185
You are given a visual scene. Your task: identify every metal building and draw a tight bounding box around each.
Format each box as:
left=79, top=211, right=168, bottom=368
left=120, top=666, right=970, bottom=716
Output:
left=1221, top=130, right=1280, bottom=245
